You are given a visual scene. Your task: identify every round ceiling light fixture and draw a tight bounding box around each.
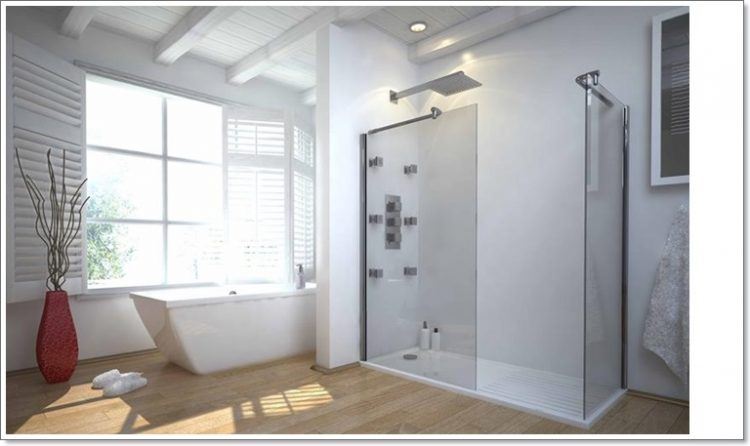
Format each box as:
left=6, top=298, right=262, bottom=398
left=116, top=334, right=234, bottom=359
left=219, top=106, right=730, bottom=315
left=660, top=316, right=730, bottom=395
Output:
left=409, top=21, right=427, bottom=33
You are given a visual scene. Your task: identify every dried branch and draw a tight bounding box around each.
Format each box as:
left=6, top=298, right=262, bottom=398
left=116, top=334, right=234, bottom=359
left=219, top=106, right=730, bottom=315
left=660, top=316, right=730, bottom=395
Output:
left=15, top=147, right=89, bottom=291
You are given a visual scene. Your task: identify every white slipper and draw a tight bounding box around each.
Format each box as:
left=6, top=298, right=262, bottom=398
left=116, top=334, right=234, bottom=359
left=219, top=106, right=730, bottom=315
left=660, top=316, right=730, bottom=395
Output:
left=103, top=372, right=147, bottom=397
left=92, top=369, right=121, bottom=389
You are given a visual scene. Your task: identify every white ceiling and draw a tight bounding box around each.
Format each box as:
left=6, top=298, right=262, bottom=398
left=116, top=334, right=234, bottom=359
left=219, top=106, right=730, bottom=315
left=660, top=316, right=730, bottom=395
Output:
left=365, top=6, right=493, bottom=44
left=27, top=6, right=496, bottom=92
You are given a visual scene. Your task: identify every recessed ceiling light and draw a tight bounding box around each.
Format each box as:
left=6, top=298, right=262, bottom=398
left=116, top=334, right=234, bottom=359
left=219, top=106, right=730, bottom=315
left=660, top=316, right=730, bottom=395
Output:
left=410, top=21, right=427, bottom=33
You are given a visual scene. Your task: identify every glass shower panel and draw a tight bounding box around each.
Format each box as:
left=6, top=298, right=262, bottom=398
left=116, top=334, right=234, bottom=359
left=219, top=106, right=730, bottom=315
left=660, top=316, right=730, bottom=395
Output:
left=365, top=105, right=477, bottom=391
left=584, top=85, right=625, bottom=419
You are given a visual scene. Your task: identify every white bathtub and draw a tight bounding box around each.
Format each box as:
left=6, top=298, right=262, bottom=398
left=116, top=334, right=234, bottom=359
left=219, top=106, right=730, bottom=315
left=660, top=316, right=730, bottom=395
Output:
left=130, top=283, right=316, bottom=374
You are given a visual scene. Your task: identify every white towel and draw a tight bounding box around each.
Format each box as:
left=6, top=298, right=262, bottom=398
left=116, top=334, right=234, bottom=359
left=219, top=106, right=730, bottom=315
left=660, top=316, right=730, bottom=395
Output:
left=103, top=372, right=147, bottom=397
left=92, top=369, right=121, bottom=389
left=643, top=203, right=689, bottom=385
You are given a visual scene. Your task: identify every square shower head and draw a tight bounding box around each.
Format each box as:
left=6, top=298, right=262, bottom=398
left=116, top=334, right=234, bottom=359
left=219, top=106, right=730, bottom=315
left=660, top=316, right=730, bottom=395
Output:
left=427, top=71, right=483, bottom=96
left=390, top=71, right=482, bottom=103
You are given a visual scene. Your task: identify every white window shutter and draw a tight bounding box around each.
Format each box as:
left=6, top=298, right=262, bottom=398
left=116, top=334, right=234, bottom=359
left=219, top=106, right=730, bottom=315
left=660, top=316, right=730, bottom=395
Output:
left=292, top=126, right=315, bottom=279
left=225, top=107, right=287, bottom=283
left=7, top=35, right=86, bottom=301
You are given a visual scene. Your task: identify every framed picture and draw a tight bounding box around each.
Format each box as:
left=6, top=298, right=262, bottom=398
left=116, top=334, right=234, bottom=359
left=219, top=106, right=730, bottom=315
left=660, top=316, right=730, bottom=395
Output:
left=651, top=8, right=689, bottom=186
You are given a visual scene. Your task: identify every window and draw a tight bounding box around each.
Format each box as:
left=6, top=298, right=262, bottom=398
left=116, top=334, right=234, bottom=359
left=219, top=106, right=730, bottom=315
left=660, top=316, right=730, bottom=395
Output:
left=293, top=126, right=315, bottom=278
left=85, top=77, right=314, bottom=290
left=225, top=111, right=287, bottom=282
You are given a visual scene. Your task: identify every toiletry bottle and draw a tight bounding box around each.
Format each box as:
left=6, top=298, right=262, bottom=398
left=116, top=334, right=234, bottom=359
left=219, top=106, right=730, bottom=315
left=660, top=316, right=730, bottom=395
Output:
left=419, top=321, right=430, bottom=350
left=431, top=328, right=441, bottom=351
left=295, top=264, right=305, bottom=289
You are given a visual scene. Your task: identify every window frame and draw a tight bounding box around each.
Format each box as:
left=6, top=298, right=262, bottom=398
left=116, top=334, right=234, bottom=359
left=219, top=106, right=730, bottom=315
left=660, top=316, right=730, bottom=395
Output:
left=82, top=76, right=314, bottom=296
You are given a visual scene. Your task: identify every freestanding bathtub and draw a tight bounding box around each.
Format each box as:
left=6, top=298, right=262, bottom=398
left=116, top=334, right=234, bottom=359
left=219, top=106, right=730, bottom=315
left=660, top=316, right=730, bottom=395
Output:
left=130, top=284, right=316, bottom=374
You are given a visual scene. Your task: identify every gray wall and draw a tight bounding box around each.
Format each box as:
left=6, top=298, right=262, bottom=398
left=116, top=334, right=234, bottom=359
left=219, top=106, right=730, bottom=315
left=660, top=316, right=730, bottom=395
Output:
left=418, top=6, right=688, bottom=399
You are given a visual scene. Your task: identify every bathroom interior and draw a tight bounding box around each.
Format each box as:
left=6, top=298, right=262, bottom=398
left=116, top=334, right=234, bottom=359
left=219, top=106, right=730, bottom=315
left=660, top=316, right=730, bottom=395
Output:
left=4, top=2, right=696, bottom=436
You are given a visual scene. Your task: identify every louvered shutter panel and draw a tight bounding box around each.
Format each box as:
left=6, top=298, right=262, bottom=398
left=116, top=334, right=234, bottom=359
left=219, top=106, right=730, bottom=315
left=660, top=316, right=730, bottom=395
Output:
left=225, top=108, right=287, bottom=283
left=292, top=126, right=315, bottom=279
left=7, top=35, right=86, bottom=301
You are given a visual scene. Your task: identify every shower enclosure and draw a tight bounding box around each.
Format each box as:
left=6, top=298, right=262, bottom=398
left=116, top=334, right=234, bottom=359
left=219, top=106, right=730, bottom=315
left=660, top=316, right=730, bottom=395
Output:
left=359, top=70, right=628, bottom=428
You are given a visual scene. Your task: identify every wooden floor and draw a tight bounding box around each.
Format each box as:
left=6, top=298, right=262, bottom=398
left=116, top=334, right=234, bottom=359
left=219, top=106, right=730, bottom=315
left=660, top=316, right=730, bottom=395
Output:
left=6, top=351, right=688, bottom=435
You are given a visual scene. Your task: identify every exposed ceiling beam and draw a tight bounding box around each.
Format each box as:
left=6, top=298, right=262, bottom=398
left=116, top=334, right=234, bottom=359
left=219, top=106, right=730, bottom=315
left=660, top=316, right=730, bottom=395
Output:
left=227, top=6, right=379, bottom=85
left=228, top=8, right=336, bottom=85
left=408, top=6, right=571, bottom=64
left=60, top=6, right=98, bottom=39
left=301, top=87, right=316, bottom=106
left=155, top=6, right=241, bottom=65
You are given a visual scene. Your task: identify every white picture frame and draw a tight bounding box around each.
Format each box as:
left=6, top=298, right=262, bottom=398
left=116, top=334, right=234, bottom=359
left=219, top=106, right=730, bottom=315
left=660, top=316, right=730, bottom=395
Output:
left=651, top=7, right=689, bottom=186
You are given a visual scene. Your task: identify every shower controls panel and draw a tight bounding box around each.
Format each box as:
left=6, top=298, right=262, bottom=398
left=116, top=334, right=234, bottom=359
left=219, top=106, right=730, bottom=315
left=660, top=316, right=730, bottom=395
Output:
left=385, top=194, right=402, bottom=250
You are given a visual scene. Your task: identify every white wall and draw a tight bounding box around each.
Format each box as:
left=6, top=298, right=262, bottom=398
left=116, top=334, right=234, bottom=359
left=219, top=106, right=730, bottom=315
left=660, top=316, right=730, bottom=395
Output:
left=315, top=22, right=420, bottom=369
left=417, top=7, right=688, bottom=398
left=5, top=6, right=313, bottom=371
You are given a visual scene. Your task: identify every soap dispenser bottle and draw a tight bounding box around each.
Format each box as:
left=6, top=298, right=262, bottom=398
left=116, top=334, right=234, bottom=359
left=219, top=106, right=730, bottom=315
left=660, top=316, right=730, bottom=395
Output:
left=295, top=264, right=305, bottom=289
left=419, top=321, right=430, bottom=350
left=431, top=328, right=441, bottom=351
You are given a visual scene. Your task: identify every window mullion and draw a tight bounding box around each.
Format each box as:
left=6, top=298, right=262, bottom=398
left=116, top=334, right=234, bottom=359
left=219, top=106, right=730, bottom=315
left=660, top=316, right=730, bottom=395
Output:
left=161, top=97, right=168, bottom=285
left=284, top=110, right=294, bottom=284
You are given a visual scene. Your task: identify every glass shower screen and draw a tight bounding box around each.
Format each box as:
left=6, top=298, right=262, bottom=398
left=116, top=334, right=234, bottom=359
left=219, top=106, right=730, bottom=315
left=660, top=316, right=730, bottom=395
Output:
left=363, top=105, right=477, bottom=391
left=584, top=80, right=627, bottom=419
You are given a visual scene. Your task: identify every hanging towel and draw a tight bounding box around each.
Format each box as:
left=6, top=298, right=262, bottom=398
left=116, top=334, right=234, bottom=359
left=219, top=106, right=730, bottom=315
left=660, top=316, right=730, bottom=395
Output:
left=643, top=203, right=689, bottom=384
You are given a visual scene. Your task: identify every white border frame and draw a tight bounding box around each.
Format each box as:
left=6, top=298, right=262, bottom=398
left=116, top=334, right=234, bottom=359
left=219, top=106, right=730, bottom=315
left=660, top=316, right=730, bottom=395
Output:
left=650, top=7, right=689, bottom=186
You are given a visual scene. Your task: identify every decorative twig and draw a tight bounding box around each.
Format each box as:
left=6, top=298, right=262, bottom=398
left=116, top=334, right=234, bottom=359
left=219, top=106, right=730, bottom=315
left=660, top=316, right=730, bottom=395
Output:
left=15, top=147, right=89, bottom=291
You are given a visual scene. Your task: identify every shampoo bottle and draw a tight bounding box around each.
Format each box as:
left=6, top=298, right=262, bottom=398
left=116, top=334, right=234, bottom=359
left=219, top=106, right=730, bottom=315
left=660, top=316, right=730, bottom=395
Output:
left=419, top=321, right=430, bottom=350
left=295, top=264, right=305, bottom=289
left=431, top=328, right=441, bottom=351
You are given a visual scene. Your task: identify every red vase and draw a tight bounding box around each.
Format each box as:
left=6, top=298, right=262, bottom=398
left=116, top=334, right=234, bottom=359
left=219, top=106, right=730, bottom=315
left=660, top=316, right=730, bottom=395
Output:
left=36, top=290, right=78, bottom=383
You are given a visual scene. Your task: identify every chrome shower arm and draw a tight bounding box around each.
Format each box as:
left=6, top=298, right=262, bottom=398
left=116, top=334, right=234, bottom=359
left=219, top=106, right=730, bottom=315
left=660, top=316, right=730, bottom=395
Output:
left=367, top=107, right=442, bottom=135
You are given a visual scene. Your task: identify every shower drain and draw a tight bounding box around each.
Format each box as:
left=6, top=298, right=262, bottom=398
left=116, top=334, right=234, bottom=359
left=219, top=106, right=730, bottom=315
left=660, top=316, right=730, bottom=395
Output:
left=403, top=354, right=418, bottom=360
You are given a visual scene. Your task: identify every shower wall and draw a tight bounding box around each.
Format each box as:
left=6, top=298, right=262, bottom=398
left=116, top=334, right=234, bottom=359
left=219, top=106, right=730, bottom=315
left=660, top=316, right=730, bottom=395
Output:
left=417, top=105, right=477, bottom=356
left=417, top=7, right=688, bottom=398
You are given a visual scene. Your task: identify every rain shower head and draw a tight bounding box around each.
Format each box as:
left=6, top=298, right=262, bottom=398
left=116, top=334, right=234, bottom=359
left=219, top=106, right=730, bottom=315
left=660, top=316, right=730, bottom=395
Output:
left=390, top=71, right=482, bottom=103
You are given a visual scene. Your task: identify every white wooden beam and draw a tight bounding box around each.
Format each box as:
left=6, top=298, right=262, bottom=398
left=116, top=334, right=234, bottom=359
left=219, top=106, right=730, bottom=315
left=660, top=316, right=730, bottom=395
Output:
left=60, top=6, right=98, bottom=39
left=228, top=8, right=337, bottom=85
left=301, top=87, right=316, bottom=106
left=155, top=6, right=240, bottom=65
left=408, top=6, right=571, bottom=64
left=333, top=6, right=382, bottom=26
left=227, top=6, right=379, bottom=85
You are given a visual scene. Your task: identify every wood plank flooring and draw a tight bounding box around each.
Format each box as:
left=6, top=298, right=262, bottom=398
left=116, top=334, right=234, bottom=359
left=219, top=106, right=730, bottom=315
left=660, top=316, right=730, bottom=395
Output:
left=5, top=351, right=688, bottom=435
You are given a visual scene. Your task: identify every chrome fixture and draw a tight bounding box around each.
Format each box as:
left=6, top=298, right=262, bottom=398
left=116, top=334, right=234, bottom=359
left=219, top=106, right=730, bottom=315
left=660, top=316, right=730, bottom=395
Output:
left=368, top=214, right=383, bottom=224
left=390, top=71, right=482, bottom=103
left=368, top=156, right=383, bottom=167
left=385, top=195, right=402, bottom=249
left=368, top=107, right=442, bottom=135
left=403, top=267, right=418, bottom=276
